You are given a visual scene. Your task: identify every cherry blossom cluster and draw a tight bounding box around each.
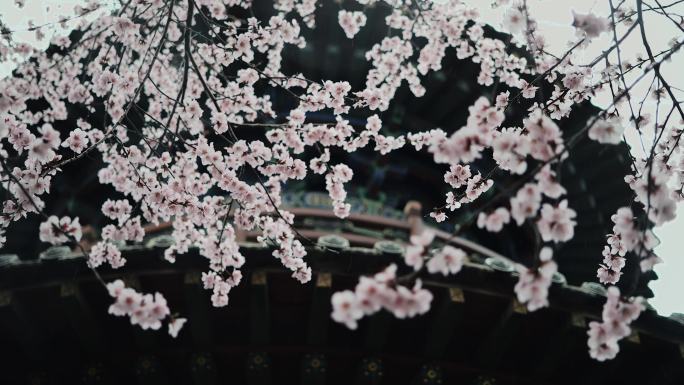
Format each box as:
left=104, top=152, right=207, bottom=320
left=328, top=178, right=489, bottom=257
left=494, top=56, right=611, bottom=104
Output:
left=331, top=229, right=464, bottom=329
left=537, top=199, right=577, bottom=243
left=404, top=229, right=467, bottom=274
left=587, top=286, right=644, bottom=361
left=325, top=164, right=354, bottom=219
left=598, top=207, right=636, bottom=284
left=426, top=245, right=467, bottom=276
left=627, top=156, right=678, bottom=226
left=411, top=93, right=575, bottom=231
left=89, top=240, right=126, bottom=269
left=477, top=208, right=510, bottom=233
left=90, top=198, right=145, bottom=268
left=475, top=164, right=574, bottom=243
left=404, top=230, right=435, bottom=271
left=331, top=263, right=433, bottom=329
left=514, top=247, right=557, bottom=311
left=106, top=279, right=186, bottom=337
left=38, top=216, right=82, bottom=245
left=338, top=10, right=367, bottom=39
left=572, top=12, right=611, bottom=40
left=588, top=116, right=625, bottom=145
left=202, top=270, right=243, bottom=307
left=598, top=207, right=661, bottom=284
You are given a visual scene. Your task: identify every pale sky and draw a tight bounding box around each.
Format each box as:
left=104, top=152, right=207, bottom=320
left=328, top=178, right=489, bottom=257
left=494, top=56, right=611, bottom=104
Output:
left=1, top=0, right=682, bottom=315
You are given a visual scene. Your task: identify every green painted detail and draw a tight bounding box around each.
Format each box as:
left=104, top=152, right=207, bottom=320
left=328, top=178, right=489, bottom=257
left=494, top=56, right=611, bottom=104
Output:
left=282, top=191, right=405, bottom=220
left=344, top=221, right=386, bottom=239
left=374, top=241, right=404, bottom=254
left=552, top=272, right=567, bottom=285
left=146, top=234, right=175, bottom=248
left=317, top=234, right=350, bottom=249
left=0, top=254, right=19, bottom=266
left=40, top=246, right=72, bottom=260
left=580, top=282, right=607, bottom=296
left=484, top=257, right=514, bottom=272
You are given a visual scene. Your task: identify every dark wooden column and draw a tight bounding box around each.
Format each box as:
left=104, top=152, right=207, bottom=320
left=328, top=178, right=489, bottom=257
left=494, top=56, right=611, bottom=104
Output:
left=247, top=271, right=271, bottom=385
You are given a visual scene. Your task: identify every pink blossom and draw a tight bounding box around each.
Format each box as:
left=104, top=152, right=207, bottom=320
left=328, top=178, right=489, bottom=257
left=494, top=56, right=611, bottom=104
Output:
left=477, top=207, right=511, bottom=232
left=331, top=290, right=363, bottom=329
left=502, top=7, right=526, bottom=35
left=535, top=166, right=566, bottom=199
left=62, top=128, right=90, bottom=153
left=510, top=183, right=542, bottom=225
left=39, top=216, right=82, bottom=245
left=404, top=244, right=425, bottom=271
left=168, top=318, right=187, bottom=338
left=463, top=174, right=494, bottom=203
left=589, top=117, right=624, bottom=144
left=445, top=191, right=462, bottom=211
left=444, top=164, right=472, bottom=188
left=338, top=11, right=367, bottom=39
left=106, top=280, right=178, bottom=332
left=331, top=264, right=433, bottom=329
left=537, top=200, right=576, bottom=243
left=492, top=127, right=530, bottom=174
left=514, top=247, right=556, bottom=311
left=426, top=245, right=466, bottom=275
left=587, top=287, right=643, bottom=361
left=430, top=210, right=447, bottom=222
left=572, top=12, right=610, bottom=39
left=89, top=241, right=125, bottom=268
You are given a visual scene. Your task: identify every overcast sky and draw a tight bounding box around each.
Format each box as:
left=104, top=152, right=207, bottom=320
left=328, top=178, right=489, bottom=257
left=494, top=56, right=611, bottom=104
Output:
left=1, top=0, right=682, bottom=315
